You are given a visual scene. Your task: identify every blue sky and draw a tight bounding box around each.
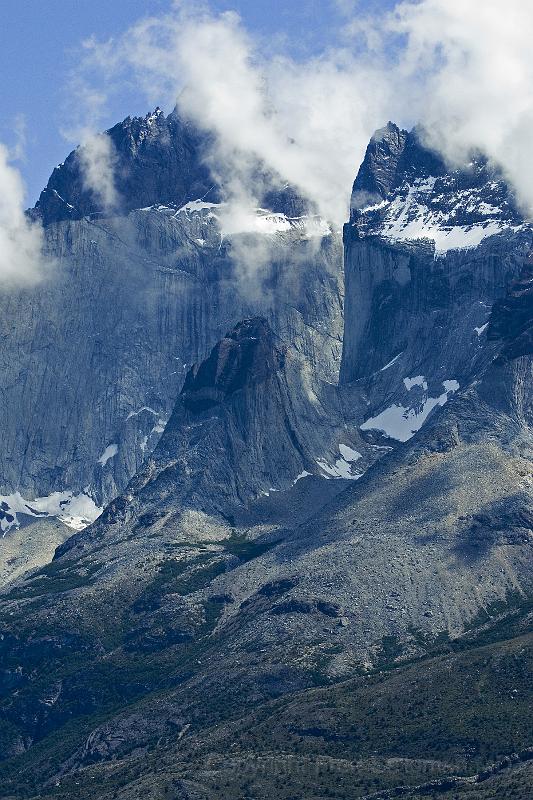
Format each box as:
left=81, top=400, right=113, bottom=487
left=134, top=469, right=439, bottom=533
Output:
left=1, top=0, right=391, bottom=204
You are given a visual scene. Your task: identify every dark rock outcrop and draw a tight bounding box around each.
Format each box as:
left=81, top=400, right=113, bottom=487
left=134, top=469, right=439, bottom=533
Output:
left=33, top=108, right=219, bottom=226
left=180, top=318, right=285, bottom=413
left=489, top=253, right=533, bottom=359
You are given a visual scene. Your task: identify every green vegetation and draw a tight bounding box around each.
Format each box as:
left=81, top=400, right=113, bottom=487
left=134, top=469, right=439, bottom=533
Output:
left=222, top=534, right=280, bottom=563
left=6, top=560, right=102, bottom=599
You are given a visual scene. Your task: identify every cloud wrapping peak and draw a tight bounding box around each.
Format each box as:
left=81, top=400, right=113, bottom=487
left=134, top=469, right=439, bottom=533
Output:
left=76, top=0, right=533, bottom=224
left=77, top=132, right=118, bottom=211
left=80, top=6, right=389, bottom=224
left=390, top=0, right=533, bottom=215
left=0, top=143, right=49, bottom=287
left=2, top=2, right=530, bottom=288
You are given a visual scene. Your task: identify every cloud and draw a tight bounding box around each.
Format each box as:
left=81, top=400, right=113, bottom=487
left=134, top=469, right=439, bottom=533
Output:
left=61, top=79, right=119, bottom=212
left=72, top=0, right=533, bottom=228
left=389, top=0, right=533, bottom=215
left=78, top=5, right=390, bottom=225
left=0, top=142, right=50, bottom=287
left=76, top=132, right=118, bottom=211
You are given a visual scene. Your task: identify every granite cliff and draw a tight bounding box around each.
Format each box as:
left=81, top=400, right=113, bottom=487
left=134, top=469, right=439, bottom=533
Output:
left=0, top=116, right=531, bottom=800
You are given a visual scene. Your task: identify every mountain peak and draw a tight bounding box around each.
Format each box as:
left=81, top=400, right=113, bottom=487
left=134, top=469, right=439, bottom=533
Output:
left=180, top=318, right=284, bottom=414
left=32, top=108, right=218, bottom=226
left=352, top=122, right=445, bottom=208
left=349, top=122, right=524, bottom=254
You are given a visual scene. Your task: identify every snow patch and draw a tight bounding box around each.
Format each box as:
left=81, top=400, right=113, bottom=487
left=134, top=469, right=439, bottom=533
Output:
left=380, top=352, right=403, bottom=371
left=338, top=444, right=362, bottom=462
left=293, top=471, right=312, bottom=485
left=403, top=375, right=428, bottom=391
left=98, top=444, right=118, bottom=467
left=442, top=380, right=460, bottom=392
left=177, top=200, right=220, bottom=217
left=0, top=491, right=102, bottom=534
left=317, top=443, right=364, bottom=480
left=360, top=380, right=460, bottom=442
left=126, top=407, right=158, bottom=420
left=358, top=177, right=517, bottom=255
left=221, top=208, right=330, bottom=238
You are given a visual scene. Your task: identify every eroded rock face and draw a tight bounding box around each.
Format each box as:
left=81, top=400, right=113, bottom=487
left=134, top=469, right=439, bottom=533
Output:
left=0, top=191, right=344, bottom=529
left=341, top=122, right=532, bottom=447
left=33, top=108, right=218, bottom=226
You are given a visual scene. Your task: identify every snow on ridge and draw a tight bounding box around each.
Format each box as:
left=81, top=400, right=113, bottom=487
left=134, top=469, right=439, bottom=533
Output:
left=177, top=200, right=221, bottom=215
left=384, top=220, right=512, bottom=255
left=357, top=176, right=519, bottom=255
left=224, top=209, right=331, bottom=237
left=360, top=379, right=460, bottom=442
left=138, top=201, right=331, bottom=238
left=0, top=491, right=102, bottom=534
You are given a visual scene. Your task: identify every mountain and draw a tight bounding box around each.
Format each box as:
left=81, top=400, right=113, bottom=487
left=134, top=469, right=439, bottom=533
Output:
left=32, top=108, right=218, bottom=226
left=0, top=109, right=344, bottom=581
left=32, top=107, right=312, bottom=227
left=0, top=117, right=531, bottom=799
left=341, top=121, right=530, bottom=443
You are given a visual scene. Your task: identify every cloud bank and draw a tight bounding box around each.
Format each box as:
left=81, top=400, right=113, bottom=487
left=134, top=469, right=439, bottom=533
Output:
left=1, top=0, right=526, bottom=290
left=389, top=0, right=533, bottom=216
left=74, top=0, right=533, bottom=225
left=0, top=143, right=49, bottom=287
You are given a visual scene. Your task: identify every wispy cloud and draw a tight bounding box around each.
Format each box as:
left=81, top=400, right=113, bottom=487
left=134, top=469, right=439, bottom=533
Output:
left=76, top=132, right=118, bottom=211
left=389, top=0, right=533, bottom=215
left=61, top=80, right=119, bottom=212
left=75, top=4, right=390, bottom=225
left=0, top=142, right=50, bottom=287
left=71, top=0, right=533, bottom=224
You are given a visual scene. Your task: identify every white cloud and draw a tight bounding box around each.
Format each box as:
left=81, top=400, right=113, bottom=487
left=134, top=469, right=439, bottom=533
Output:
left=78, top=5, right=390, bottom=225
left=76, top=132, right=118, bottom=211
left=60, top=76, right=120, bottom=212
left=0, top=143, right=49, bottom=287
left=389, top=0, right=533, bottom=215
left=71, top=0, right=533, bottom=227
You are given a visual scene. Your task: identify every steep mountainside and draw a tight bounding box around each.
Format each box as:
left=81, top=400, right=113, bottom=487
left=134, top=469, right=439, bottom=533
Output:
left=0, top=119, right=531, bottom=799
left=0, top=109, right=344, bottom=549
left=0, top=265, right=531, bottom=799
left=341, top=122, right=530, bottom=446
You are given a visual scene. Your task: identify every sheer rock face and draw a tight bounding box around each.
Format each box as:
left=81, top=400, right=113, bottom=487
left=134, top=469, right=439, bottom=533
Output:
left=0, top=109, right=343, bottom=520
left=341, top=122, right=532, bottom=448
left=489, top=253, right=533, bottom=360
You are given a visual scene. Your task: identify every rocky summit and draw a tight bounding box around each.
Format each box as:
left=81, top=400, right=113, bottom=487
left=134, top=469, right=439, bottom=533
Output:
left=0, top=111, right=531, bottom=800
